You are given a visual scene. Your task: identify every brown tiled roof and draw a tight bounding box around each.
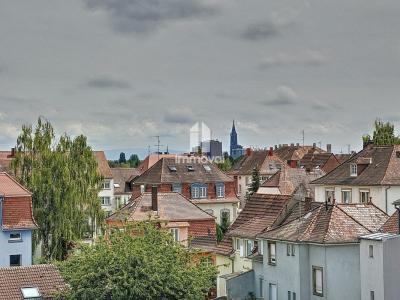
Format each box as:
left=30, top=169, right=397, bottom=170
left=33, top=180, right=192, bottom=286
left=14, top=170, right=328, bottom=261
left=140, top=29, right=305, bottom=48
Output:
left=0, top=264, right=68, bottom=300
left=111, top=168, right=139, bottom=195
left=0, top=151, right=13, bottom=172
left=0, top=172, right=31, bottom=197
left=132, top=157, right=233, bottom=185
left=213, top=237, right=234, bottom=256
left=137, top=154, right=177, bottom=174
left=299, top=153, right=339, bottom=172
left=229, top=150, right=283, bottom=175
left=190, top=236, right=217, bottom=252
left=275, top=146, right=325, bottom=162
left=227, top=193, right=292, bottom=238
left=259, top=203, right=388, bottom=244
left=260, top=167, right=322, bottom=196
left=312, top=145, right=400, bottom=186
left=93, top=151, right=113, bottom=179
left=107, top=192, right=215, bottom=223
left=335, top=153, right=354, bottom=164
left=381, top=211, right=399, bottom=234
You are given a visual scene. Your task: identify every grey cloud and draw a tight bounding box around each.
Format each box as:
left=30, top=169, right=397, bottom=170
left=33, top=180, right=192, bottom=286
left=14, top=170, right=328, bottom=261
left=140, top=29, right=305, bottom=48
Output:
left=83, top=76, right=131, bottom=89
left=259, top=50, right=328, bottom=69
left=164, top=108, right=195, bottom=125
left=263, top=86, right=298, bottom=107
left=241, top=18, right=293, bottom=41
left=83, top=0, right=219, bottom=34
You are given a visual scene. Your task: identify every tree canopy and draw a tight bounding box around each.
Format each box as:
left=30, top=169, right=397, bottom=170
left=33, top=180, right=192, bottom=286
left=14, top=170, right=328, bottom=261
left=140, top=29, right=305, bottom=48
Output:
left=58, top=223, right=217, bottom=300
left=363, top=119, right=400, bottom=146
left=118, top=152, right=127, bottom=164
left=11, top=118, right=103, bottom=260
left=248, top=167, right=260, bottom=197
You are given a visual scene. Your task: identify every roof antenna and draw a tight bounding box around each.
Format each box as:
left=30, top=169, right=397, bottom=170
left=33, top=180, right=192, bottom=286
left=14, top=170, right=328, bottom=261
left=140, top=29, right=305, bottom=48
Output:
left=153, top=136, right=164, bottom=161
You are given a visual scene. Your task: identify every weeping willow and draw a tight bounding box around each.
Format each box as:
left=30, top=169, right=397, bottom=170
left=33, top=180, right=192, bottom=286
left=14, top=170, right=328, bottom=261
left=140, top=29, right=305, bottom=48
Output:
left=11, top=117, right=104, bottom=261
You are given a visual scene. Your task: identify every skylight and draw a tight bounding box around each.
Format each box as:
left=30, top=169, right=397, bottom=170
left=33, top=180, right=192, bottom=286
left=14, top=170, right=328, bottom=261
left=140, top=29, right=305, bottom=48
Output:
left=168, top=165, right=177, bottom=172
left=187, top=165, right=194, bottom=172
left=203, top=165, right=211, bottom=172
left=21, top=287, right=41, bottom=299
left=114, top=183, right=120, bottom=188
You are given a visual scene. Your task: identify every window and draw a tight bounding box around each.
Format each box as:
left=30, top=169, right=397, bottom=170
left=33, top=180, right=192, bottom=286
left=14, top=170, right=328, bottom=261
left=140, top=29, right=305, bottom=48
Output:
left=291, top=245, right=295, bottom=256
left=312, top=266, right=324, bottom=296
left=10, top=254, right=21, bottom=267
left=341, top=189, right=352, bottom=204
left=259, top=278, right=264, bottom=298
left=292, top=292, right=296, bottom=300
left=100, top=197, right=111, bottom=206
left=9, top=233, right=22, bottom=242
left=245, top=239, right=253, bottom=256
left=236, top=238, right=241, bottom=251
left=200, top=186, right=207, bottom=198
left=369, top=245, right=374, bottom=258
left=172, top=183, right=182, bottom=193
left=287, top=244, right=291, bottom=256
left=216, top=183, right=225, bottom=198
left=350, top=163, right=358, bottom=177
left=187, top=165, right=194, bottom=172
left=325, top=188, right=335, bottom=203
left=21, top=287, right=41, bottom=299
left=268, top=242, right=276, bottom=265
left=101, top=180, right=111, bottom=189
left=259, top=240, right=264, bottom=255
left=191, top=183, right=207, bottom=199
left=168, top=165, right=177, bottom=172
left=269, top=283, right=277, bottom=300
left=288, top=291, right=291, bottom=300
left=370, top=291, right=375, bottom=300
left=360, top=190, right=370, bottom=203
left=170, top=228, right=179, bottom=242
left=203, top=165, right=212, bottom=172
left=221, top=209, right=230, bottom=224
left=140, top=185, right=145, bottom=193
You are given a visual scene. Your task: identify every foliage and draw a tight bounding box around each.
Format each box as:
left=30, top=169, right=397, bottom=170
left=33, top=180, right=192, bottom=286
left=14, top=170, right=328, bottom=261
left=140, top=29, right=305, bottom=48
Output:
left=216, top=214, right=230, bottom=242
left=127, top=154, right=140, bottom=167
left=247, top=167, right=260, bottom=197
left=118, top=152, right=126, bottom=164
left=108, top=154, right=140, bottom=168
left=363, top=119, right=400, bottom=146
left=57, top=223, right=217, bottom=300
left=11, top=117, right=103, bottom=261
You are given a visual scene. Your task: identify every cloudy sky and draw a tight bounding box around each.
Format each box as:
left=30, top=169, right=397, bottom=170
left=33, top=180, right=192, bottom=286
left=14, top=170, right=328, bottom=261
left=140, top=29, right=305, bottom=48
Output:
left=1, top=0, right=399, bottom=157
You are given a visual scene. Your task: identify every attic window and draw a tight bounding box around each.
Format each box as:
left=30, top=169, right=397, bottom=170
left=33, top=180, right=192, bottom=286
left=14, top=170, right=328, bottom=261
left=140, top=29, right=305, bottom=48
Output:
left=21, top=287, right=41, bottom=299
left=187, top=165, right=194, bottom=172
left=203, top=165, right=211, bottom=172
left=168, top=165, right=177, bottom=172
left=350, top=163, right=357, bottom=177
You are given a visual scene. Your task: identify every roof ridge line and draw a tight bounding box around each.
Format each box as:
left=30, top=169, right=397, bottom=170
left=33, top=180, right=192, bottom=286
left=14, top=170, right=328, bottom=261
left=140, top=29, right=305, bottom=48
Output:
left=336, top=205, right=373, bottom=233
left=380, top=145, right=396, bottom=185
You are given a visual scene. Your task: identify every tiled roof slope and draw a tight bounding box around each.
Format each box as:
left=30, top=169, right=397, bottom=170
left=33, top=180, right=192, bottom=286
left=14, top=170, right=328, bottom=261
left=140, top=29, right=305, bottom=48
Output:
left=0, top=151, right=13, bottom=172
left=299, top=153, right=340, bottom=173
left=132, top=157, right=233, bottom=185
left=107, top=192, right=215, bottom=222
left=93, top=151, right=113, bottom=179
left=0, top=172, right=31, bottom=197
left=0, top=264, right=68, bottom=300
left=229, top=150, right=283, bottom=175
left=227, top=194, right=292, bottom=238
left=275, top=145, right=325, bottom=162
left=111, top=168, right=139, bottom=194
left=261, top=168, right=322, bottom=196
left=259, top=203, right=388, bottom=244
left=312, top=145, right=400, bottom=186
left=137, top=154, right=177, bottom=174
left=381, top=211, right=399, bottom=234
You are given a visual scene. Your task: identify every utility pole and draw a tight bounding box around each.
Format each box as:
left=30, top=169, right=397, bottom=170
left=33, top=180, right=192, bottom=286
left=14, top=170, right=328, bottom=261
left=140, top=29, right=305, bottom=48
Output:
left=302, top=130, right=305, bottom=146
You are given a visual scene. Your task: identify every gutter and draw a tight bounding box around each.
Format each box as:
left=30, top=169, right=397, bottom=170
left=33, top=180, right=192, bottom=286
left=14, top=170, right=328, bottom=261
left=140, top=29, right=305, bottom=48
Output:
left=385, top=186, right=391, bottom=213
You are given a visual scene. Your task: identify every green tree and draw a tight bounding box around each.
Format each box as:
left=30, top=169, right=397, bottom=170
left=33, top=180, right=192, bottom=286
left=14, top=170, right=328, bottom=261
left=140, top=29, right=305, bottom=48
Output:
left=58, top=223, right=217, bottom=300
left=363, top=119, right=400, bottom=146
left=247, top=167, right=260, bottom=198
left=127, top=154, right=140, bottom=168
left=216, top=214, right=230, bottom=242
left=11, top=117, right=104, bottom=260
left=118, top=152, right=126, bottom=164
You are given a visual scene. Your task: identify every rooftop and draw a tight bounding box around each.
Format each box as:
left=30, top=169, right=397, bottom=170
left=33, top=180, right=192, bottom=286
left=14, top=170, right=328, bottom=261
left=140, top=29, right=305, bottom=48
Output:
left=229, top=150, right=283, bottom=175
left=93, top=151, right=113, bottom=179
left=274, top=145, right=326, bottom=162
left=111, top=168, right=139, bottom=195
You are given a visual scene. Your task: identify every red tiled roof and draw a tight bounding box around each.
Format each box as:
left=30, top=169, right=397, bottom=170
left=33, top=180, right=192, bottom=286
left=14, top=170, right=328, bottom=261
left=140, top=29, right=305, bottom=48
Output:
left=381, top=211, right=399, bottom=234
left=229, top=150, right=283, bottom=176
left=0, top=172, right=31, bottom=197
left=137, top=154, right=178, bottom=174
left=259, top=203, right=388, bottom=244
left=275, top=145, right=325, bottom=162
left=2, top=196, right=38, bottom=230
left=213, top=237, right=233, bottom=256
left=0, top=264, right=68, bottom=300
left=227, top=193, right=292, bottom=238
left=93, top=151, right=113, bottom=179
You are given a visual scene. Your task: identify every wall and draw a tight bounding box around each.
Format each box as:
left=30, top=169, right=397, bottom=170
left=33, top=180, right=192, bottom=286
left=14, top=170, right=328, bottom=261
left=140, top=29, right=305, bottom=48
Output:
left=360, top=239, right=384, bottom=300
left=196, top=202, right=237, bottom=224
left=99, top=178, right=115, bottom=214
left=226, top=270, right=255, bottom=300
left=216, top=254, right=233, bottom=297
left=232, top=238, right=253, bottom=273
left=0, top=230, right=32, bottom=267
left=383, top=236, right=400, bottom=300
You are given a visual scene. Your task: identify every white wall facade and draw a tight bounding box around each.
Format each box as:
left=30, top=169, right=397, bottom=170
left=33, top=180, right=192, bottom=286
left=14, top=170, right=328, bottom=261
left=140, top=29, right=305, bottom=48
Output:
left=196, top=202, right=237, bottom=224
left=98, top=178, right=115, bottom=215
left=360, top=239, right=384, bottom=300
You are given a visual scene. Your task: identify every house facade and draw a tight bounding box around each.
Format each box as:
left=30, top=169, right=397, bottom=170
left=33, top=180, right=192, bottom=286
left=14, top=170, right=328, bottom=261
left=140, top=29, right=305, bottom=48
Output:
left=312, top=145, right=400, bottom=215
left=111, top=168, right=139, bottom=209
left=94, top=151, right=116, bottom=215
left=226, top=203, right=396, bottom=300
left=130, top=157, right=239, bottom=224
left=0, top=172, right=37, bottom=268
left=229, top=148, right=284, bottom=206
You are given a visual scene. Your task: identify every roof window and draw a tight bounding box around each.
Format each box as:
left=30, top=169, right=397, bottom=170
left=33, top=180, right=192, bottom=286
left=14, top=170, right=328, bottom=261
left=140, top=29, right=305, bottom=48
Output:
left=203, top=165, right=211, bottom=172
left=350, top=163, right=357, bottom=177
left=21, top=287, right=41, bottom=299
left=168, top=165, right=177, bottom=172
left=187, top=165, right=194, bottom=172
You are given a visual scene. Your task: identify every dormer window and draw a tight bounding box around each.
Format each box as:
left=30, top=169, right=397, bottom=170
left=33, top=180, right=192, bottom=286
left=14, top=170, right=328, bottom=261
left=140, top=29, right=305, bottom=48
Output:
left=168, top=165, right=177, bottom=172
left=203, top=165, right=211, bottom=172
left=350, top=163, right=357, bottom=177
left=187, top=165, right=194, bottom=172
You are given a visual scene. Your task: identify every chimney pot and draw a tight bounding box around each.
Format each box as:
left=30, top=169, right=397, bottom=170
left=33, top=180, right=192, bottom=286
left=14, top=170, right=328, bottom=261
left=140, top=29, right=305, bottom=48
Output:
left=296, top=143, right=300, bottom=147
left=274, top=145, right=278, bottom=150
left=246, top=148, right=252, bottom=156
left=268, top=147, right=273, bottom=156
left=290, top=143, right=294, bottom=147
left=327, top=144, right=332, bottom=153
left=151, top=186, right=158, bottom=212
left=313, top=143, right=316, bottom=148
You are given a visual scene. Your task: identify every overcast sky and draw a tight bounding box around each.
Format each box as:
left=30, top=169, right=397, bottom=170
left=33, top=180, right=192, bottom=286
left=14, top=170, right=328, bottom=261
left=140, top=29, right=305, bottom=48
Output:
left=1, top=0, right=400, bottom=157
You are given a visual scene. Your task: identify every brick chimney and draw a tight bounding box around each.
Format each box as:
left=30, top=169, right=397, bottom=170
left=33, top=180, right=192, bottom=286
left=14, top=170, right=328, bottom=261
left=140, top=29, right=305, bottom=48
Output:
left=268, top=147, right=273, bottom=156
left=151, top=186, right=158, bottom=212
left=313, top=143, right=316, bottom=148
left=305, top=197, right=312, bottom=212
left=326, top=144, right=332, bottom=153
left=9, top=147, right=16, bottom=158
left=246, top=148, right=252, bottom=156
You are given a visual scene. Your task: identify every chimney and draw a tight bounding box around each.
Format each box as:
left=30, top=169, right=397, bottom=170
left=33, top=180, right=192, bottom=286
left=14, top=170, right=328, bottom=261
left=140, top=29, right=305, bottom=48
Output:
left=151, top=186, right=158, bottom=212
left=268, top=147, right=273, bottom=156
left=10, top=147, right=15, bottom=158
left=246, top=148, right=252, bottom=156
left=290, top=143, right=294, bottom=147
left=296, top=143, right=300, bottom=147
left=313, top=143, right=316, bottom=148
left=305, top=197, right=312, bottom=212
left=326, top=144, right=332, bottom=153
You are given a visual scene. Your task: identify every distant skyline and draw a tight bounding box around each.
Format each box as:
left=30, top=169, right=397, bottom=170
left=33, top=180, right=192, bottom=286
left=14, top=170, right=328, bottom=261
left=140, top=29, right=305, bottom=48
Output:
left=1, top=0, right=400, bottom=156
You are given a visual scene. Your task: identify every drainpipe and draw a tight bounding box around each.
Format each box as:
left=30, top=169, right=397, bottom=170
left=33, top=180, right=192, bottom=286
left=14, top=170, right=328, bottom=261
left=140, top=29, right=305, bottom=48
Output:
left=385, top=186, right=391, bottom=214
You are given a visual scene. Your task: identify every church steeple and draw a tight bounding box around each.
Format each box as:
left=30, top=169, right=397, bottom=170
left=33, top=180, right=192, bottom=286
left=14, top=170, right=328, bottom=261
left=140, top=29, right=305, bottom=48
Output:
left=230, top=120, right=238, bottom=157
